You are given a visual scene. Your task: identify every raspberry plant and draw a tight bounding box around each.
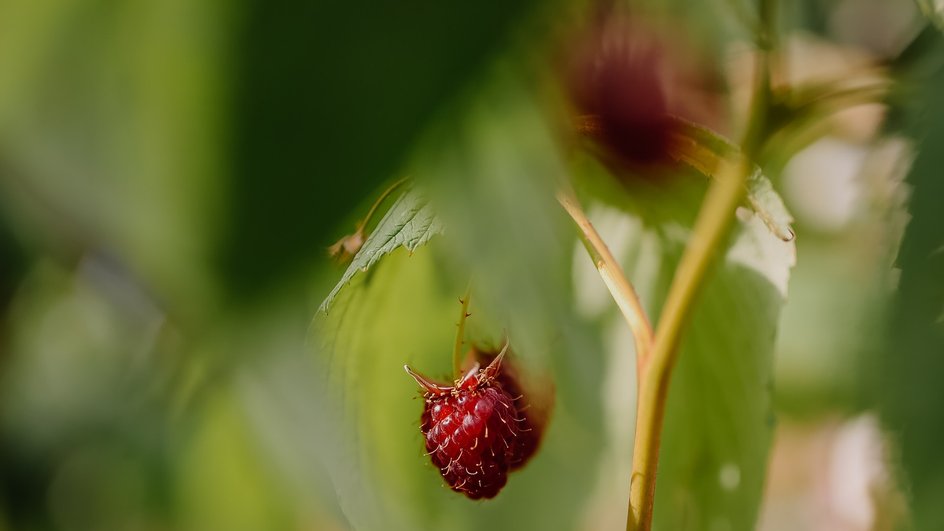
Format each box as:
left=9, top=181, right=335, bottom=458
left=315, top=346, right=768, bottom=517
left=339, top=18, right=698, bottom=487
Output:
left=1, top=0, right=940, bottom=530
left=310, top=1, right=934, bottom=530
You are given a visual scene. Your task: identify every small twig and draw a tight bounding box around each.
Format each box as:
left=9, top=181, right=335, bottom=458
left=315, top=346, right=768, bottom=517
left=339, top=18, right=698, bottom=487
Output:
left=452, top=284, right=472, bottom=377
left=557, top=190, right=654, bottom=372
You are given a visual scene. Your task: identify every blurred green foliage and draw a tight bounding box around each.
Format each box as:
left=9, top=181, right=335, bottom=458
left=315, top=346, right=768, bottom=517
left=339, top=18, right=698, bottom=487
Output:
left=0, top=0, right=942, bottom=530
left=878, top=66, right=944, bottom=530
left=223, top=0, right=546, bottom=303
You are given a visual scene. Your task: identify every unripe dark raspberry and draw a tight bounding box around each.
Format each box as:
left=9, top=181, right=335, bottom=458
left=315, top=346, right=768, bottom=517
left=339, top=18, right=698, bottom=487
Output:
left=405, top=346, right=539, bottom=499
left=567, top=13, right=724, bottom=180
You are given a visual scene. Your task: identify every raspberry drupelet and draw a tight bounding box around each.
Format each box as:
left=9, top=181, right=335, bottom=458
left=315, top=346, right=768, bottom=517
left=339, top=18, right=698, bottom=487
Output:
left=405, top=344, right=535, bottom=499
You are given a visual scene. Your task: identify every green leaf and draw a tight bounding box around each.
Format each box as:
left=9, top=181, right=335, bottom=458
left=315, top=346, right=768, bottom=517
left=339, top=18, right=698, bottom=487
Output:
left=878, top=72, right=944, bottom=529
left=0, top=0, right=234, bottom=323
left=743, top=166, right=795, bottom=242
left=310, top=247, right=458, bottom=531
left=652, top=223, right=793, bottom=531
left=310, top=245, right=605, bottom=531
left=319, top=187, right=444, bottom=312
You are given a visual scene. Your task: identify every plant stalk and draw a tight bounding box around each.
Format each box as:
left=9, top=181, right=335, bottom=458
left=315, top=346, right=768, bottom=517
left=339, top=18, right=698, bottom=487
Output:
left=626, top=157, right=750, bottom=531
left=452, top=285, right=472, bottom=377
left=627, top=0, right=772, bottom=521
left=557, top=190, right=654, bottom=371
left=361, top=177, right=409, bottom=232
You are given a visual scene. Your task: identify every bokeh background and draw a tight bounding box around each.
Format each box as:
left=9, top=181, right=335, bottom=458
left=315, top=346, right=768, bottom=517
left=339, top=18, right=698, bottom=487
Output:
left=0, top=0, right=942, bottom=530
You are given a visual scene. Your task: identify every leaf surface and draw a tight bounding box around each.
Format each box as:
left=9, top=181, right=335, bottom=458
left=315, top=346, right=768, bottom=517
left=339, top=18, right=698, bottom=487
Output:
left=320, top=188, right=444, bottom=312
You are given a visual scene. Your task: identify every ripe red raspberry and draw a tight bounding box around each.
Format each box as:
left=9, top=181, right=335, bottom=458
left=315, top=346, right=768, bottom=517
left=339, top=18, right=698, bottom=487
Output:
left=405, top=345, right=537, bottom=499
left=468, top=347, right=545, bottom=471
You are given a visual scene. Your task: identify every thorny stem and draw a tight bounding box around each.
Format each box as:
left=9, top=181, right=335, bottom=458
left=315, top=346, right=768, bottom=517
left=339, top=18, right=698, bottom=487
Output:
left=557, top=190, right=654, bottom=373
left=452, top=284, right=472, bottom=377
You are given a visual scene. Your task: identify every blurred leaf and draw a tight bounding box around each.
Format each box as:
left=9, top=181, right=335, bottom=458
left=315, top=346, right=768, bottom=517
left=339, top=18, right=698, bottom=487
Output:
left=219, top=0, right=545, bottom=302
left=579, top=117, right=794, bottom=241
left=744, top=167, right=795, bottom=241
left=0, top=0, right=235, bottom=323
left=409, top=64, right=607, bottom=431
left=178, top=391, right=298, bottom=531
left=0, top=215, right=28, bottom=310
left=879, top=73, right=944, bottom=530
left=0, top=258, right=180, bottom=531
left=653, top=229, right=792, bottom=531
left=320, top=187, right=443, bottom=313
left=916, top=0, right=944, bottom=32
left=311, top=245, right=605, bottom=531
left=310, top=247, right=462, bottom=531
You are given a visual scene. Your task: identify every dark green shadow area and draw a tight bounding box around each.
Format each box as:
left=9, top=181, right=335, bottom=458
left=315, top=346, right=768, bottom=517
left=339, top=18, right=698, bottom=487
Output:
left=220, top=0, right=541, bottom=303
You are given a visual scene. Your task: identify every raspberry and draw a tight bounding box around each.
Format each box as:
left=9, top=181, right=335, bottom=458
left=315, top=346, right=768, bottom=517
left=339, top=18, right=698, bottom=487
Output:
left=567, top=14, right=723, bottom=179
left=405, top=345, right=537, bottom=499
left=469, top=348, right=544, bottom=471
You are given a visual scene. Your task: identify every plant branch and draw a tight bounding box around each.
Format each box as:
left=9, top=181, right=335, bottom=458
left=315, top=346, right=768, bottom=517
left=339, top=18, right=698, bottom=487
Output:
left=557, top=190, right=654, bottom=371
left=626, top=156, right=751, bottom=531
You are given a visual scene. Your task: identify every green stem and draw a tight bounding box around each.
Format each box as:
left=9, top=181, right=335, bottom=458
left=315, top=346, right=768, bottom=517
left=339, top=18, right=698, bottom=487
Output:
left=626, top=157, right=751, bottom=531
left=627, top=2, right=774, bottom=528
left=742, top=0, right=775, bottom=156
left=359, top=177, right=409, bottom=232
left=557, top=190, right=654, bottom=371
left=452, top=284, right=472, bottom=377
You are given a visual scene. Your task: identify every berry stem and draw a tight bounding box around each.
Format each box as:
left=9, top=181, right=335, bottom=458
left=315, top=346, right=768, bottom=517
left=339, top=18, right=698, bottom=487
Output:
left=359, top=176, right=409, bottom=232
left=452, top=284, right=472, bottom=377
left=557, top=189, right=654, bottom=371
left=328, top=177, right=409, bottom=260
